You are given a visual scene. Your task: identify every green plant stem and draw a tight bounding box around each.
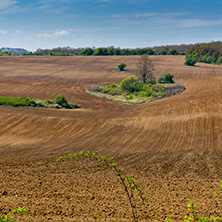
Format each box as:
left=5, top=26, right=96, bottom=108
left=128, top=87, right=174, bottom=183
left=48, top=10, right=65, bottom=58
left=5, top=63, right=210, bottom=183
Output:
left=203, top=191, right=222, bottom=218
left=112, top=166, right=137, bottom=221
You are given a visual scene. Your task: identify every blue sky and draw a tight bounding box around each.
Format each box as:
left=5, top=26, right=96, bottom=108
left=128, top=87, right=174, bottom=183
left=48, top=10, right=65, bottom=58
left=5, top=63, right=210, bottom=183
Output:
left=1, top=0, right=222, bottom=51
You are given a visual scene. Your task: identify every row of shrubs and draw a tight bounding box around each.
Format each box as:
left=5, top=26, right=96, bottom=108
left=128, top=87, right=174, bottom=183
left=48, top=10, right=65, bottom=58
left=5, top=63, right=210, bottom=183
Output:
left=0, top=95, right=82, bottom=109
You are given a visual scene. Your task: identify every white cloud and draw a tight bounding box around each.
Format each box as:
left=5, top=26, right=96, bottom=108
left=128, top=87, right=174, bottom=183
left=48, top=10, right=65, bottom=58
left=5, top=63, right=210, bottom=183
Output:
left=135, top=13, right=158, bottom=19
left=0, top=0, right=16, bottom=9
left=15, top=29, right=23, bottom=34
left=155, top=18, right=222, bottom=28
left=38, top=30, right=70, bottom=37
left=0, top=30, right=8, bottom=34
left=113, top=13, right=158, bottom=19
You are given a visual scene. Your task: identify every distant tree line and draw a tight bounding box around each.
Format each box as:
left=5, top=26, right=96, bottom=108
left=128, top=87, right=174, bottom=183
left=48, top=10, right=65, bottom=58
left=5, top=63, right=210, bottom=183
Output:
left=185, top=41, right=222, bottom=65
left=22, top=45, right=189, bottom=56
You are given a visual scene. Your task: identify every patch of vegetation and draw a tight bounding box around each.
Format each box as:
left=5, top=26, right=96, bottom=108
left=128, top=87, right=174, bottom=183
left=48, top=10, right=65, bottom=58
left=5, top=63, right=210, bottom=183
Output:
left=90, top=76, right=184, bottom=104
left=158, top=73, right=175, bottom=84
left=185, top=41, right=222, bottom=66
left=57, top=151, right=222, bottom=222
left=184, top=54, right=198, bottom=66
left=0, top=95, right=82, bottom=109
left=117, top=63, right=126, bottom=71
left=0, top=207, right=27, bottom=222
left=0, top=96, right=36, bottom=107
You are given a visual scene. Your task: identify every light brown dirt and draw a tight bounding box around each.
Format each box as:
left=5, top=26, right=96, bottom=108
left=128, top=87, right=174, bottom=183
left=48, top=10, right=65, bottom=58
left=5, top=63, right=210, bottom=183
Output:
left=0, top=55, right=222, bottom=221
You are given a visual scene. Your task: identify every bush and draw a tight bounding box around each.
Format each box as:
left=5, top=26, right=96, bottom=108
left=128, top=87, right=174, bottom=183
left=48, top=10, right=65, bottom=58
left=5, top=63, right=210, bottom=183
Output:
left=184, top=55, right=197, bottom=66
left=108, top=83, right=117, bottom=88
left=118, top=63, right=126, bottom=71
left=162, top=73, right=174, bottom=83
left=54, top=95, right=70, bottom=108
left=120, top=76, right=143, bottom=93
left=141, top=85, right=153, bottom=97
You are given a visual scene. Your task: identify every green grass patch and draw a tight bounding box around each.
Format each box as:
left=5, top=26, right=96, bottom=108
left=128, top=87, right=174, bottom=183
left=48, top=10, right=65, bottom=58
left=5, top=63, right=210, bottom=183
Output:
left=0, top=95, right=82, bottom=109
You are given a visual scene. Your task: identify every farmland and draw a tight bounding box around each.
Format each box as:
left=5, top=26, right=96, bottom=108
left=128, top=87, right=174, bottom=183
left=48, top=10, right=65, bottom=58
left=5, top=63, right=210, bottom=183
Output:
left=0, top=55, right=222, bottom=221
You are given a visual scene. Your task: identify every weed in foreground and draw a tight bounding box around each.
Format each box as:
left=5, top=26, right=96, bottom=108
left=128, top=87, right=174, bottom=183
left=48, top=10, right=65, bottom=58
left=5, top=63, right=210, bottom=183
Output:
left=0, top=207, right=27, bottom=222
left=57, top=151, right=222, bottom=222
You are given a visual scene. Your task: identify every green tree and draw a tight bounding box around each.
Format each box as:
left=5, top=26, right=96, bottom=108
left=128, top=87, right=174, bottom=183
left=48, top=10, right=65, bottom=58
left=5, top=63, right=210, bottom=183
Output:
left=114, top=48, right=121, bottom=55
left=94, top=48, right=108, bottom=56
left=135, top=54, right=155, bottom=83
left=108, top=48, right=114, bottom=55
left=167, top=49, right=178, bottom=55
left=118, top=63, right=126, bottom=71
left=157, top=49, right=167, bottom=55
left=184, top=55, right=197, bottom=66
left=79, top=48, right=94, bottom=55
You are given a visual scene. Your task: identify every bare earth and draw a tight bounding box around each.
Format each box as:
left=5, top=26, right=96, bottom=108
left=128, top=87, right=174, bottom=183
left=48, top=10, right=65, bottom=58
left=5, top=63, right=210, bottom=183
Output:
left=0, top=56, right=222, bottom=221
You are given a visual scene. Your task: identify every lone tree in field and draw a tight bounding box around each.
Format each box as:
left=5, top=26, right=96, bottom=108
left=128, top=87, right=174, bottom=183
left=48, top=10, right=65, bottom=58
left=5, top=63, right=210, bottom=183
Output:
left=135, top=54, right=155, bottom=83
left=118, top=63, right=126, bottom=71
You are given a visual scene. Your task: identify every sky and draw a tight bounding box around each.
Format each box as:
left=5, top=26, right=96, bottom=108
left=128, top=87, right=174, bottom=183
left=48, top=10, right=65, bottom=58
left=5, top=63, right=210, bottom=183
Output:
left=1, top=0, right=222, bottom=51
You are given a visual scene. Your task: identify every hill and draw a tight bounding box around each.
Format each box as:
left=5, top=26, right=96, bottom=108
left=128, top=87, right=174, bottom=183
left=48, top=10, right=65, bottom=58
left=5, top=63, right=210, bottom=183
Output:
left=0, top=56, right=222, bottom=221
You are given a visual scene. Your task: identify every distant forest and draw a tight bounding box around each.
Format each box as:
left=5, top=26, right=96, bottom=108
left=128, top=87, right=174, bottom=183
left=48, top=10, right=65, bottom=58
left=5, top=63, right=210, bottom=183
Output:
left=22, top=44, right=192, bottom=56
left=3, top=42, right=222, bottom=61
left=185, top=41, right=222, bottom=65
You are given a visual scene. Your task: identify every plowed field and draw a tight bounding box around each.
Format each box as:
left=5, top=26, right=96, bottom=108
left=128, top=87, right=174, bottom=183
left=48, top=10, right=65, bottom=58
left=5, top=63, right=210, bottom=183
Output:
left=0, top=56, right=222, bottom=221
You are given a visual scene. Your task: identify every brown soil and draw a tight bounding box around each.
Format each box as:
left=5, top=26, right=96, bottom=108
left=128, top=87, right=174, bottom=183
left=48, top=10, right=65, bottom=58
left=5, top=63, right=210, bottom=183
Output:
left=0, top=55, right=222, bottom=221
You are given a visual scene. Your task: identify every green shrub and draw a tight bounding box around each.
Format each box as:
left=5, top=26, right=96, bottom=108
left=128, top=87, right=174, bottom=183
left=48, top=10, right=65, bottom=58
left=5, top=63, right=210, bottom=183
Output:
left=162, top=73, right=174, bottom=83
left=118, top=63, right=126, bottom=71
left=184, top=55, right=197, bottom=66
left=120, top=76, right=143, bottom=93
left=108, top=83, right=117, bottom=88
left=0, top=96, right=36, bottom=107
left=54, top=95, right=70, bottom=108
left=141, top=86, right=153, bottom=97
